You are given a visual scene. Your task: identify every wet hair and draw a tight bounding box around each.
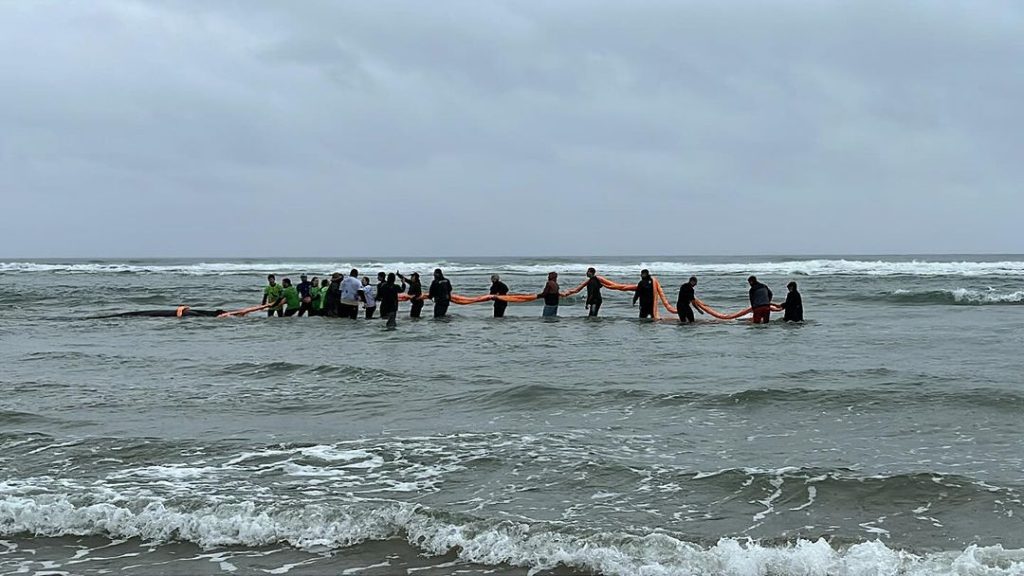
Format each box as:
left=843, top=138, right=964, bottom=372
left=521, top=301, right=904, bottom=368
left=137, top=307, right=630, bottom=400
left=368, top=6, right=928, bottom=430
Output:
left=387, top=273, right=397, bottom=283
left=350, top=268, right=359, bottom=277
left=689, top=276, right=698, bottom=283
left=491, top=274, right=500, bottom=282
left=548, top=271, right=558, bottom=279
left=587, top=267, right=596, bottom=275
left=748, top=275, right=758, bottom=283
left=377, top=271, right=386, bottom=280
left=788, top=281, right=798, bottom=289
left=641, top=269, right=650, bottom=276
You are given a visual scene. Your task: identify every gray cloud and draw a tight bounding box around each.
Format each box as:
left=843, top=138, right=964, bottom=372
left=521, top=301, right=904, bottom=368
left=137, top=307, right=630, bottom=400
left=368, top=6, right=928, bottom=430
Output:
left=1, top=0, right=1021, bottom=257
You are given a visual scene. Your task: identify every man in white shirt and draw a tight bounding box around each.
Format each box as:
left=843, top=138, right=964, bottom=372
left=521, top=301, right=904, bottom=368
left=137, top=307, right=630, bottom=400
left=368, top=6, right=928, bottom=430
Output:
left=361, top=277, right=377, bottom=319
left=339, top=269, right=362, bottom=319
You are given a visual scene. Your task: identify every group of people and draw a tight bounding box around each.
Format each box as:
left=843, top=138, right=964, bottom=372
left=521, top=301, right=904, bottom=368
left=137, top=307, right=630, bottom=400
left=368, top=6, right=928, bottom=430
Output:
left=261, top=268, right=804, bottom=326
left=261, top=269, right=451, bottom=327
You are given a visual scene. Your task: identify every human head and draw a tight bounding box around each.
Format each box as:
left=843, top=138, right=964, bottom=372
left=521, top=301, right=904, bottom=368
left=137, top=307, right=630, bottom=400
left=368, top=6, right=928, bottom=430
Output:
left=311, top=277, right=319, bottom=287
left=748, top=275, right=758, bottom=286
left=361, top=277, right=370, bottom=286
left=267, top=274, right=276, bottom=285
left=548, top=271, right=558, bottom=280
left=641, top=269, right=650, bottom=279
left=587, top=267, right=596, bottom=277
left=433, top=268, right=443, bottom=279
left=300, top=274, right=307, bottom=282
left=377, top=271, right=386, bottom=281
left=282, top=278, right=291, bottom=287
left=787, top=281, right=798, bottom=291
left=490, top=274, right=500, bottom=283
left=349, top=268, right=359, bottom=277
left=386, top=272, right=397, bottom=284
left=689, top=276, right=698, bottom=286
left=331, top=272, right=342, bottom=283
left=410, top=272, right=420, bottom=281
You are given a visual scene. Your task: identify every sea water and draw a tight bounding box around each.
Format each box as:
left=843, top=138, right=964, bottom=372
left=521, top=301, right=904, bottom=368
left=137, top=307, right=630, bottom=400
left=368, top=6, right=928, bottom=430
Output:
left=1, top=256, right=1022, bottom=575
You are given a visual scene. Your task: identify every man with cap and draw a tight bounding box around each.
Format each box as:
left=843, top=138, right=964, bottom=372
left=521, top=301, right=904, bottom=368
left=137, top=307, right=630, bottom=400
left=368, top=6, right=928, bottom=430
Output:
left=489, top=274, right=510, bottom=318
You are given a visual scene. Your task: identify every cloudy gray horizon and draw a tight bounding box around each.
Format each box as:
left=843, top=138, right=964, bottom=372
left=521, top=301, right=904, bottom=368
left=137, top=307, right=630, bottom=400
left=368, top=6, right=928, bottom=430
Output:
left=2, top=1, right=1022, bottom=258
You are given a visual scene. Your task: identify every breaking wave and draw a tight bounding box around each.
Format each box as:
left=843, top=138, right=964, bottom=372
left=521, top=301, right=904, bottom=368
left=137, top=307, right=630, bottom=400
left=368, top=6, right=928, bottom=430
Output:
left=885, top=288, right=1024, bottom=305
left=4, top=259, right=1024, bottom=277
left=2, top=493, right=1024, bottom=575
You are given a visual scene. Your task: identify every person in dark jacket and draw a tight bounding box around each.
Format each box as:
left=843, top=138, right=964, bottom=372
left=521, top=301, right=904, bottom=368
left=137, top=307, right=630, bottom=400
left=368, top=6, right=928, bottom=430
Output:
left=780, top=281, right=803, bottom=322
left=632, top=269, right=655, bottom=319
left=747, top=275, right=774, bottom=324
left=677, top=276, right=704, bottom=323
left=585, top=267, right=602, bottom=317
left=399, top=272, right=424, bottom=318
left=428, top=268, right=453, bottom=318
left=538, top=272, right=560, bottom=317
left=323, top=273, right=342, bottom=317
left=490, top=274, right=510, bottom=318
left=377, top=273, right=406, bottom=328
left=296, top=274, right=313, bottom=317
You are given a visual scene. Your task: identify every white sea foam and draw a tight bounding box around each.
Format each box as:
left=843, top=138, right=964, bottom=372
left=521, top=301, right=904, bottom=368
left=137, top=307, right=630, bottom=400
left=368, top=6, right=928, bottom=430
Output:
left=4, top=259, right=1024, bottom=277
left=2, top=494, right=1024, bottom=575
left=949, top=288, right=1024, bottom=303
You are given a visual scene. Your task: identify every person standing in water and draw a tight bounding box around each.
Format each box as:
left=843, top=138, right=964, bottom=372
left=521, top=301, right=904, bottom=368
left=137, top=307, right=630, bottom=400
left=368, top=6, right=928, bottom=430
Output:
left=281, top=278, right=301, bottom=317
left=633, top=269, right=655, bottom=319
left=377, top=273, right=405, bottom=328
left=676, top=276, right=704, bottom=324
left=780, top=281, right=803, bottom=322
left=339, top=269, right=362, bottom=319
left=296, top=274, right=313, bottom=317
left=262, top=274, right=285, bottom=317
left=538, top=272, right=560, bottom=317
left=361, top=276, right=377, bottom=319
left=307, top=277, right=322, bottom=316
left=584, top=267, right=603, bottom=317
left=323, top=273, right=342, bottom=317
left=399, top=272, right=424, bottom=318
left=490, top=274, right=510, bottom=318
left=429, top=268, right=453, bottom=318
left=747, top=275, right=774, bottom=324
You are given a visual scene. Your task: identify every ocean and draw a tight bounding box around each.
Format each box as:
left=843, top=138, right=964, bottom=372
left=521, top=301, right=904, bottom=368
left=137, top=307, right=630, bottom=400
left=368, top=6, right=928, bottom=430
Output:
left=1, top=256, right=1022, bottom=575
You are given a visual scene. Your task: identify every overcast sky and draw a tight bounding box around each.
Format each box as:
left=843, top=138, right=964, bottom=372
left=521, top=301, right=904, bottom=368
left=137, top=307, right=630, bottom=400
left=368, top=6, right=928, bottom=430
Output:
left=1, top=0, right=1022, bottom=258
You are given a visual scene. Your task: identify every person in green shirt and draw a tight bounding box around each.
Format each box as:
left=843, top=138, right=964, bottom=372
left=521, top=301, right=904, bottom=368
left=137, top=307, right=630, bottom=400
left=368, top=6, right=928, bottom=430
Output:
left=281, top=278, right=301, bottom=317
left=262, top=274, right=285, bottom=317
left=309, top=277, right=324, bottom=316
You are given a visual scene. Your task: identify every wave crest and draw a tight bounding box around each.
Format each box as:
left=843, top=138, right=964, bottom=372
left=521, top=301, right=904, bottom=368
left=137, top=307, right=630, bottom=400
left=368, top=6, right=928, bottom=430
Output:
left=3, top=493, right=1024, bottom=575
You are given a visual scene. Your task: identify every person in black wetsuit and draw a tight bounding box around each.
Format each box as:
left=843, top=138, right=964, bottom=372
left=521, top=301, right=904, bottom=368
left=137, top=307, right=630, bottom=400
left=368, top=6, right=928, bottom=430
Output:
left=490, top=274, right=510, bottom=318
left=585, top=267, right=602, bottom=317
left=377, top=273, right=406, bottom=328
left=632, top=269, right=655, bottom=319
left=296, top=274, right=313, bottom=317
left=428, top=268, right=453, bottom=318
left=399, top=272, right=424, bottom=318
left=780, top=281, right=803, bottom=322
left=677, top=276, right=704, bottom=324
